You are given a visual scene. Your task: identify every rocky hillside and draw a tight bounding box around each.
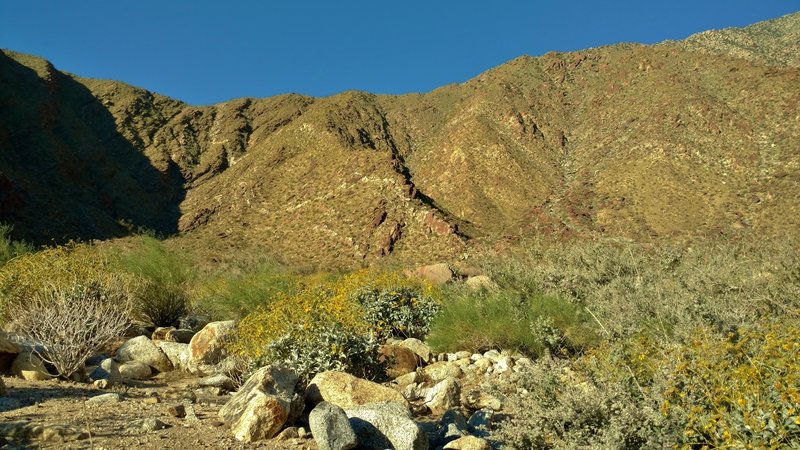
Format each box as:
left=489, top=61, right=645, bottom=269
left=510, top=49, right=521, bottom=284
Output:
left=1, top=12, right=798, bottom=267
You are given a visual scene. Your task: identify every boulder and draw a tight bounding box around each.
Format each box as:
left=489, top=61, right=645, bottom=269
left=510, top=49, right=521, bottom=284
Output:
left=398, top=338, right=432, bottom=363
left=11, top=352, right=51, bottom=381
left=378, top=344, right=418, bottom=378
left=156, top=341, right=190, bottom=371
left=165, top=328, right=195, bottom=344
left=424, top=377, right=461, bottom=414
left=115, top=336, right=172, bottom=373
left=404, top=263, right=453, bottom=285
left=119, top=361, right=153, bottom=380
left=0, top=331, right=20, bottom=373
left=443, top=436, right=491, bottom=450
left=421, top=361, right=463, bottom=382
left=306, top=371, right=409, bottom=410
left=187, top=320, right=236, bottom=375
left=88, top=358, right=121, bottom=384
left=309, top=401, right=357, bottom=450
left=345, top=401, right=428, bottom=450
left=218, top=365, right=301, bottom=442
left=464, top=275, right=498, bottom=292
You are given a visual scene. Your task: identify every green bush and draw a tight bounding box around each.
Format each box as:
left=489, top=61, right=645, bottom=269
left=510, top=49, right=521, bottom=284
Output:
left=119, top=236, right=194, bottom=327
left=426, top=287, right=598, bottom=356
left=353, top=284, right=441, bottom=340
left=263, top=322, right=385, bottom=383
left=0, top=223, right=33, bottom=266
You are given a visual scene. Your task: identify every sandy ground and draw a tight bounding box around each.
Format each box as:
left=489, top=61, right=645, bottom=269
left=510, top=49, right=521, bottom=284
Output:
left=0, top=372, right=318, bottom=450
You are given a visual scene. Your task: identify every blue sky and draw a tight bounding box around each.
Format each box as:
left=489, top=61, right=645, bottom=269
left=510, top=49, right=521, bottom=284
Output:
left=1, top=1, right=797, bottom=105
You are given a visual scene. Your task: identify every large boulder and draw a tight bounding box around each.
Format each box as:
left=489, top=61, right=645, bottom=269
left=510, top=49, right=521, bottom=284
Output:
left=218, top=365, right=301, bottom=442
left=119, top=361, right=152, bottom=380
left=345, top=401, right=428, bottom=450
left=187, top=320, right=236, bottom=375
left=398, top=338, right=433, bottom=364
left=115, top=336, right=172, bottom=373
left=421, top=361, right=463, bottom=382
left=404, top=263, right=454, bottom=285
left=11, top=352, right=50, bottom=381
left=306, top=371, right=409, bottom=410
left=378, top=344, right=418, bottom=378
left=309, top=401, right=357, bottom=450
left=156, top=341, right=190, bottom=371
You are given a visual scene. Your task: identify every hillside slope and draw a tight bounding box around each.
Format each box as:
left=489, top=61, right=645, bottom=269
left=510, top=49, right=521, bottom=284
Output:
left=1, top=12, right=798, bottom=267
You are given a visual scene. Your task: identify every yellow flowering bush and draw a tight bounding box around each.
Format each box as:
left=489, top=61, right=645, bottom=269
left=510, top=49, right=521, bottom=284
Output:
left=231, top=269, right=439, bottom=380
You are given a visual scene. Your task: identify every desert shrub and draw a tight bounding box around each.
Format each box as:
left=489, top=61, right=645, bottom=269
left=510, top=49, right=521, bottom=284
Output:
left=119, top=236, right=194, bottom=327
left=8, top=278, right=131, bottom=379
left=661, top=321, right=800, bottom=447
left=0, top=243, right=121, bottom=320
left=427, top=287, right=597, bottom=356
left=0, top=224, right=33, bottom=266
left=494, top=355, right=677, bottom=449
left=193, top=264, right=299, bottom=320
left=232, top=269, right=437, bottom=380
left=265, top=322, right=384, bottom=382
left=483, top=239, right=800, bottom=340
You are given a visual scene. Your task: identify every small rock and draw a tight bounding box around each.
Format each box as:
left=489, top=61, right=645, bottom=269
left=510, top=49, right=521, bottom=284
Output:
left=465, top=275, right=498, bottom=292
left=195, top=386, right=224, bottom=396
left=467, top=409, right=493, bottom=437
left=306, top=371, right=408, bottom=410
left=454, top=351, right=472, bottom=360
left=437, top=409, right=468, bottom=445
left=126, top=418, right=168, bottom=434
left=482, top=350, right=500, bottom=360
left=424, top=377, right=461, bottom=413
left=297, top=426, right=309, bottom=439
left=421, top=361, right=463, bottom=382
left=393, top=371, right=421, bottom=388
left=275, top=426, right=300, bottom=441
left=116, top=336, right=173, bottom=373
left=11, top=352, right=51, bottom=381
left=39, top=424, right=90, bottom=443
left=309, top=401, right=357, bottom=450
left=472, top=358, right=492, bottom=374
left=92, top=379, right=110, bottom=389
left=168, top=404, right=186, bottom=418
left=494, top=356, right=514, bottom=374
left=156, top=341, right=190, bottom=371
left=404, top=263, right=453, bottom=285
left=443, top=435, right=491, bottom=450
left=86, top=393, right=122, bottom=404
left=151, top=326, right=176, bottom=341
left=142, top=396, right=161, bottom=405
left=119, top=361, right=152, bottom=380
left=462, top=390, right=503, bottom=411
left=89, top=358, right=121, bottom=384
left=198, top=374, right=237, bottom=392
left=84, top=353, right=109, bottom=367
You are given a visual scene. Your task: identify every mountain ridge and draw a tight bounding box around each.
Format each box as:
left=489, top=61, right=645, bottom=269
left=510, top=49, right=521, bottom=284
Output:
left=1, top=12, right=798, bottom=268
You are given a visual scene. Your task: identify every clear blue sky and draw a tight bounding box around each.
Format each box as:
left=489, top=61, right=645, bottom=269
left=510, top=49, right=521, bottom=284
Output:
left=1, top=1, right=797, bottom=105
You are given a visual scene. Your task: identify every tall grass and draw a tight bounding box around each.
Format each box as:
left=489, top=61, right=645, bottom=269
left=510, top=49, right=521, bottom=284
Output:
left=0, top=224, right=33, bottom=266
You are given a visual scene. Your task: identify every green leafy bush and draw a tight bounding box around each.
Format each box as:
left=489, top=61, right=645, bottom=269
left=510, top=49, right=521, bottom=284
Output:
left=0, top=224, right=32, bottom=266
left=426, top=287, right=597, bottom=356
left=264, top=322, right=385, bottom=383
left=119, top=236, right=194, bottom=327
left=354, top=284, right=441, bottom=340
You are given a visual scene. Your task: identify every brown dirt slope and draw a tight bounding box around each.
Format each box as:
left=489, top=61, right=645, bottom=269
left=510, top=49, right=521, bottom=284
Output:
left=1, top=12, right=798, bottom=268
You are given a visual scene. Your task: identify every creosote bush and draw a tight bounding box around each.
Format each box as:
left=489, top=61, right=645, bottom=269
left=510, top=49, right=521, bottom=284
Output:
left=8, top=278, right=131, bottom=379
left=119, top=236, right=194, bottom=327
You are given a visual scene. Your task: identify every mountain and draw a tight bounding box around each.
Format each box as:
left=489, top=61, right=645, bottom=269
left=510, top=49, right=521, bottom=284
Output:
left=1, top=12, right=798, bottom=268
